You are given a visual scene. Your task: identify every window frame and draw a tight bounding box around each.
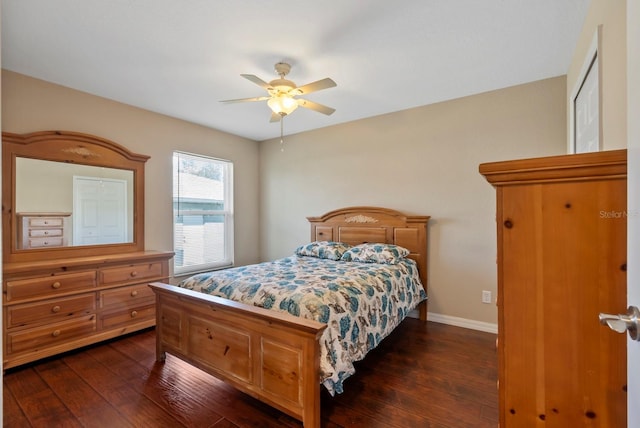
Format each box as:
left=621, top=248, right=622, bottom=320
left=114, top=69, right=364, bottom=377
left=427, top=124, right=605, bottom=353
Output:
left=172, top=151, right=234, bottom=276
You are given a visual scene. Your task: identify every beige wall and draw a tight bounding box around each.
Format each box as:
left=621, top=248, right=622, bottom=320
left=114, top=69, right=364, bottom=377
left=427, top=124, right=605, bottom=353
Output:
left=1, top=70, right=261, bottom=273
left=567, top=0, right=627, bottom=151
left=2, top=71, right=569, bottom=326
left=259, top=77, right=567, bottom=326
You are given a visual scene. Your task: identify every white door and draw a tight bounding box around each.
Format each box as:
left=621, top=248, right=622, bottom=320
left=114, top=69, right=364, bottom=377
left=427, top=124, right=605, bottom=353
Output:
left=73, top=176, right=128, bottom=245
left=628, top=0, right=640, bottom=425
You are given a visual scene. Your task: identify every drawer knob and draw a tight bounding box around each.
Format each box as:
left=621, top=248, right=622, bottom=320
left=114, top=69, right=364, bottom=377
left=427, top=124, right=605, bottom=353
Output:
left=131, top=310, right=138, bottom=318
left=52, top=330, right=60, bottom=337
left=131, top=290, right=138, bottom=297
left=52, top=305, right=61, bottom=313
left=130, top=271, right=138, bottom=277
left=52, top=281, right=61, bottom=289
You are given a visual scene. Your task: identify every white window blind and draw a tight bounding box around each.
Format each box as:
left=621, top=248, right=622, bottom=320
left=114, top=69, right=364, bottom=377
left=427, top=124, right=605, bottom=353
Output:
left=173, top=151, right=233, bottom=275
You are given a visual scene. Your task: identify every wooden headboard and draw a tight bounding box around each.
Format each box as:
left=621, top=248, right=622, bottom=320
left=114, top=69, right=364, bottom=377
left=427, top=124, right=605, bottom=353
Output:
left=307, top=206, right=430, bottom=320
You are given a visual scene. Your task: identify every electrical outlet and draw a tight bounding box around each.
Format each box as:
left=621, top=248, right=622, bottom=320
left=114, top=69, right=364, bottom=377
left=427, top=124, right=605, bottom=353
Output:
left=482, top=290, right=492, bottom=304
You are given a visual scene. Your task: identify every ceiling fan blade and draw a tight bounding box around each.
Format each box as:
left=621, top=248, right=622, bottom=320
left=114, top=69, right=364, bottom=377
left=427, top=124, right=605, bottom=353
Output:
left=293, top=78, right=337, bottom=95
left=297, top=99, right=336, bottom=115
left=241, top=74, right=272, bottom=90
left=270, top=112, right=282, bottom=122
left=219, top=96, right=270, bottom=103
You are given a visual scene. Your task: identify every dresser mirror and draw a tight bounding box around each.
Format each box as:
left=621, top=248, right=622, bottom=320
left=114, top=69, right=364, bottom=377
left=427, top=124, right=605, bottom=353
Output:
left=2, top=130, right=148, bottom=263
left=16, top=157, right=134, bottom=246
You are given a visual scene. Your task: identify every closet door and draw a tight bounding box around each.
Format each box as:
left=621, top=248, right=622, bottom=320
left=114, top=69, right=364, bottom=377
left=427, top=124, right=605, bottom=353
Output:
left=498, top=177, right=626, bottom=426
left=73, top=176, right=128, bottom=245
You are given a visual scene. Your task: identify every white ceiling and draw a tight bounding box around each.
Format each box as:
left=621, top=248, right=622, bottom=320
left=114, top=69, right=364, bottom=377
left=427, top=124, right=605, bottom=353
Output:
left=1, top=0, right=590, bottom=141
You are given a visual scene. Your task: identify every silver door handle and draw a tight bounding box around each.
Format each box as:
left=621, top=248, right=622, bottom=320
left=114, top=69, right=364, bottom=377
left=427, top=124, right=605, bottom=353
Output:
left=599, top=306, right=640, bottom=341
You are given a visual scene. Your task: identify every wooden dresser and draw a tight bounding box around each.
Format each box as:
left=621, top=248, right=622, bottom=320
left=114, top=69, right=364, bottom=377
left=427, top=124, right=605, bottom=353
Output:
left=480, top=150, right=627, bottom=427
left=3, top=251, right=173, bottom=369
left=17, top=212, right=71, bottom=249
left=2, top=131, right=174, bottom=370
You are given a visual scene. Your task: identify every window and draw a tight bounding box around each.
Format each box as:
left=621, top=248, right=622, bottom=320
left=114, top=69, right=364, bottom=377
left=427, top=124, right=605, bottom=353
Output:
left=173, top=151, right=233, bottom=275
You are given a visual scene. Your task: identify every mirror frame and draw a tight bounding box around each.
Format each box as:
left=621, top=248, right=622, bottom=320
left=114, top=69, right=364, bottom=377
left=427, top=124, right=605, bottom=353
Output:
left=2, top=130, right=148, bottom=264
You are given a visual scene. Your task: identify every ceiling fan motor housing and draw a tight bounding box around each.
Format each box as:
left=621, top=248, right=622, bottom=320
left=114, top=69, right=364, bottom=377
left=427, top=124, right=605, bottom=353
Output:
left=268, top=78, right=296, bottom=95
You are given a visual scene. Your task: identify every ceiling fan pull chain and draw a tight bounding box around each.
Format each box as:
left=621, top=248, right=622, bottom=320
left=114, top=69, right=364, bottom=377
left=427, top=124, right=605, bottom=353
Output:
left=280, top=116, right=285, bottom=152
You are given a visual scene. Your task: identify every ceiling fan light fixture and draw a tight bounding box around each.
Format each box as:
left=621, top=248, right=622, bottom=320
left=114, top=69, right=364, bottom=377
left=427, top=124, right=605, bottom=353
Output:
left=267, top=94, right=298, bottom=116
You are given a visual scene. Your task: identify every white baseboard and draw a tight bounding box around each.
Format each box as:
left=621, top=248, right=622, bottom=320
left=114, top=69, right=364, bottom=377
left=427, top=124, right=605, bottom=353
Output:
left=426, top=312, right=498, bottom=334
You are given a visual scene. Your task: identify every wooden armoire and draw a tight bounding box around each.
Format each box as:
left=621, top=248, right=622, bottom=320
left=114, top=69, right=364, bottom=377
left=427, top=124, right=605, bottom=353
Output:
left=480, top=149, right=627, bottom=427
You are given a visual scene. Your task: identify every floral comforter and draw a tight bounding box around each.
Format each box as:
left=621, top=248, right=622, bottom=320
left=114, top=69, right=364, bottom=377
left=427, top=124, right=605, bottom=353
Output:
left=178, top=255, right=426, bottom=395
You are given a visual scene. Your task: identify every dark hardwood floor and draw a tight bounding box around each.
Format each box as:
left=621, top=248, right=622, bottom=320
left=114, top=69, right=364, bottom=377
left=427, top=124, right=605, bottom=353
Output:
left=3, top=319, right=498, bottom=427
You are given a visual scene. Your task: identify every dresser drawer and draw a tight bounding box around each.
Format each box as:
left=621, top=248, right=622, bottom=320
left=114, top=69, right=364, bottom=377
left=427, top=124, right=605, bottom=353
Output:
left=29, top=228, right=63, bottom=238
left=100, top=262, right=164, bottom=285
left=100, top=303, right=155, bottom=329
left=99, top=284, right=155, bottom=309
left=6, top=294, right=96, bottom=328
left=27, top=237, right=65, bottom=248
left=6, top=271, right=97, bottom=302
left=28, top=217, right=64, bottom=228
left=7, top=315, right=96, bottom=354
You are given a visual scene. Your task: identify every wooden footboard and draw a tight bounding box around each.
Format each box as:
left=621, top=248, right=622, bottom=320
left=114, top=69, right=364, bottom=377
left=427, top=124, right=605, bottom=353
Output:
left=149, top=282, right=327, bottom=428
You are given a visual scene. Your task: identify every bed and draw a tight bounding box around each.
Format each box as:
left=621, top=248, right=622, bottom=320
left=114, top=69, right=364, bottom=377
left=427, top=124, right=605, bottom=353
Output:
left=148, top=206, right=429, bottom=427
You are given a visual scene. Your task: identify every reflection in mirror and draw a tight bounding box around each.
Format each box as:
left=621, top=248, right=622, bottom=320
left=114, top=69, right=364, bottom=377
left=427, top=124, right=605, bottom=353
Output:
left=16, top=157, right=134, bottom=247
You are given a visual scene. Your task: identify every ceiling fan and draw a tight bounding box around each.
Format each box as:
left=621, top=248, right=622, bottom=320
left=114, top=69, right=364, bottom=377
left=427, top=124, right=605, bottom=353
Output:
left=220, top=62, right=337, bottom=122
